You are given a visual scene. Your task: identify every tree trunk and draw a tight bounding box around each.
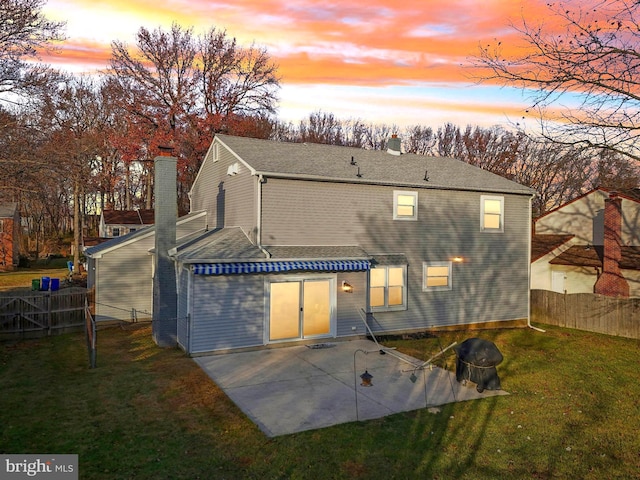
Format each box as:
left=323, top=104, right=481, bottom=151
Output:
left=73, top=178, right=81, bottom=275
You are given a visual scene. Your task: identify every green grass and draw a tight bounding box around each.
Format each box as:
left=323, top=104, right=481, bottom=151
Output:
left=0, top=257, right=72, bottom=291
left=1, top=324, right=639, bottom=479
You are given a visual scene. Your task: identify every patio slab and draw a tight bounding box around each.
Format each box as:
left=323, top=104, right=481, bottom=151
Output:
left=195, top=339, right=507, bottom=437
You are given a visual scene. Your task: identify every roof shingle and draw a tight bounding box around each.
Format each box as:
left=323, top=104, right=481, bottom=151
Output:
left=215, top=134, right=535, bottom=195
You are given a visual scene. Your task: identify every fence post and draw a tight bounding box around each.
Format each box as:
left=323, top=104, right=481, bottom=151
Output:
left=47, top=292, right=52, bottom=336
left=186, top=314, right=191, bottom=355
left=85, top=298, right=97, bottom=369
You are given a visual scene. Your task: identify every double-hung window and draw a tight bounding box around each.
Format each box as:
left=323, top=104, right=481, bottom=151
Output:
left=394, top=191, right=418, bottom=220
left=370, top=265, right=407, bottom=311
left=423, top=262, right=452, bottom=291
left=481, top=195, right=504, bottom=232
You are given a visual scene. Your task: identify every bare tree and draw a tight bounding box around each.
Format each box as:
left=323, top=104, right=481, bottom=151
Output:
left=35, top=75, right=106, bottom=271
left=510, top=138, right=592, bottom=216
left=298, top=111, right=345, bottom=145
left=108, top=23, right=280, bottom=210
left=475, top=0, right=640, bottom=162
left=0, top=0, right=65, bottom=99
left=404, top=125, right=437, bottom=155
left=198, top=28, right=280, bottom=119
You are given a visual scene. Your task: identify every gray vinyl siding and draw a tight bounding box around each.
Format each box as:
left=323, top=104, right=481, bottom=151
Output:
left=189, top=274, right=265, bottom=353
left=177, top=266, right=191, bottom=351
left=94, top=236, right=154, bottom=322
left=91, top=214, right=208, bottom=322
left=189, top=148, right=216, bottom=220
left=335, top=271, right=368, bottom=337
left=262, top=178, right=530, bottom=330
left=188, top=271, right=366, bottom=353
left=189, top=144, right=257, bottom=240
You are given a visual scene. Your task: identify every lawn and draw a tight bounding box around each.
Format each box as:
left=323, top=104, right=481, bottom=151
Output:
left=0, top=257, right=72, bottom=291
left=1, top=323, right=639, bottom=479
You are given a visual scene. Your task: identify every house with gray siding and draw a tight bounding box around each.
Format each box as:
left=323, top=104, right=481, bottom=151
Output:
left=84, top=211, right=207, bottom=322
left=173, top=134, right=535, bottom=354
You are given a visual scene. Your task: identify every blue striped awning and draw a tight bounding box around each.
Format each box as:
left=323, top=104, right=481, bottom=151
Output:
left=192, top=260, right=370, bottom=275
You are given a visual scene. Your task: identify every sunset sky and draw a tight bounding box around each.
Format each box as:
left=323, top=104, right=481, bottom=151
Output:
left=41, top=0, right=556, bottom=129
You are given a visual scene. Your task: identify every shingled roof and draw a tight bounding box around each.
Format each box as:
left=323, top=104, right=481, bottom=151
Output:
left=215, top=134, right=535, bottom=196
left=173, top=228, right=372, bottom=263
left=550, top=245, right=640, bottom=271
left=531, top=234, right=574, bottom=261
left=102, top=209, right=154, bottom=225
left=0, top=203, right=17, bottom=218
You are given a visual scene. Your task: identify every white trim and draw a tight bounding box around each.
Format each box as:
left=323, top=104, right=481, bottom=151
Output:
left=423, top=261, right=453, bottom=291
left=481, top=194, right=504, bottom=233
left=264, top=274, right=337, bottom=345
left=393, top=190, right=418, bottom=221
left=86, top=211, right=207, bottom=258
left=369, top=265, right=408, bottom=312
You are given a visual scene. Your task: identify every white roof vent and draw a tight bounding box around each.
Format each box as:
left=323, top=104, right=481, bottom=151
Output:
left=227, top=162, right=240, bottom=175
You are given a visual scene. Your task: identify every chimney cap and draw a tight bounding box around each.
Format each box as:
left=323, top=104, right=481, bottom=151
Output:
left=158, top=144, right=175, bottom=157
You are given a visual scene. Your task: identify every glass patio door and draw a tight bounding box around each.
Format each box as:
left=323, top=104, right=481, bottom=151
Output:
left=269, top=278, right=332, bottom=341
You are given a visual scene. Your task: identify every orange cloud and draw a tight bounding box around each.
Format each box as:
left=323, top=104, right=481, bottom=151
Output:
left=40, top=0, right=567, bottom=127
left=43, top=0, right=558, bottom=85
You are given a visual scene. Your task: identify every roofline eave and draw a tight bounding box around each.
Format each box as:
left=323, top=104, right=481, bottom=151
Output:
left=253, top=170, right=535, bottom=196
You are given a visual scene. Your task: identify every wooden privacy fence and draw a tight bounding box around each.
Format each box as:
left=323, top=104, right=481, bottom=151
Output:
left=0, top=288, right=87, bottom=338
left=531, top=289, right=640, bottom=339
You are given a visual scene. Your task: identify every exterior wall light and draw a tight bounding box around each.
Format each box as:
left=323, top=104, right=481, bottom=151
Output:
left=342, top=281, right=353, bottom=293
left=452, top=256, right=464, bottom=263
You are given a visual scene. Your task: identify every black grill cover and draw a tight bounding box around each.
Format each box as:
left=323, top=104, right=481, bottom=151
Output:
left=454, top=338, right=503, bottom=392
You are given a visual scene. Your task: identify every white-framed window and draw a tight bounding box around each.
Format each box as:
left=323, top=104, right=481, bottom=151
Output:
left=423, top=261, right=452, bottom=291
left=393, top=191, right=418, bottom=220
left=112, top=227, right=120, bottom=237
left=370, top=265, right=407, bottom=311
left=481, top=195, right=504, bottom=232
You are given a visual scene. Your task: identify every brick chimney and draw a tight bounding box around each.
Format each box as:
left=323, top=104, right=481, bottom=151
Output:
left=152, top=153, right=178, bottom=346
left=594, top=192, right=629, bottom=297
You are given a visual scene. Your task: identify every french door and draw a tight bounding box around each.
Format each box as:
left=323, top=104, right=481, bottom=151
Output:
left=268, top=277, right=334, bottom=341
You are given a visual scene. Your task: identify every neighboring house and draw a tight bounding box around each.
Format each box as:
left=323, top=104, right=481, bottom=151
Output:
left=161, top=134, right=535, bottom=355
left=532, top=188, right=640, bottom=296
left=84, top=211, right=207, bottom=322
left=0, top=202, right=20, bottom=271
left=99, top=209, right=155, bottom=238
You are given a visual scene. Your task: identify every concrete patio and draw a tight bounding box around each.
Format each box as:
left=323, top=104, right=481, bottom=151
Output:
left=195, top=338, right=507, bottom=437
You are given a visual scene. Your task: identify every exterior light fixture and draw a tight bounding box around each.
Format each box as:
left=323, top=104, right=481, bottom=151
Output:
left=360, top=370, right=373, bottom=387
left=342, top=281, right=353, bottom=293
left=452, top=256, right=464, bottom=263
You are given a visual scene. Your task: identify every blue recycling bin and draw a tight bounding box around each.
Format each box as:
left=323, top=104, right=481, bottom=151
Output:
left=41, top=276, right=50, bottom=291
left=50, top=278, right=60, bottom=291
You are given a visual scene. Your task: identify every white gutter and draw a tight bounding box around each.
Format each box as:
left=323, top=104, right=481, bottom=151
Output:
left=256, top=174, right=271, bottom=258
left=253, top=170, right=535, bottom=196
left=528, top=194, right=546, bottom=333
